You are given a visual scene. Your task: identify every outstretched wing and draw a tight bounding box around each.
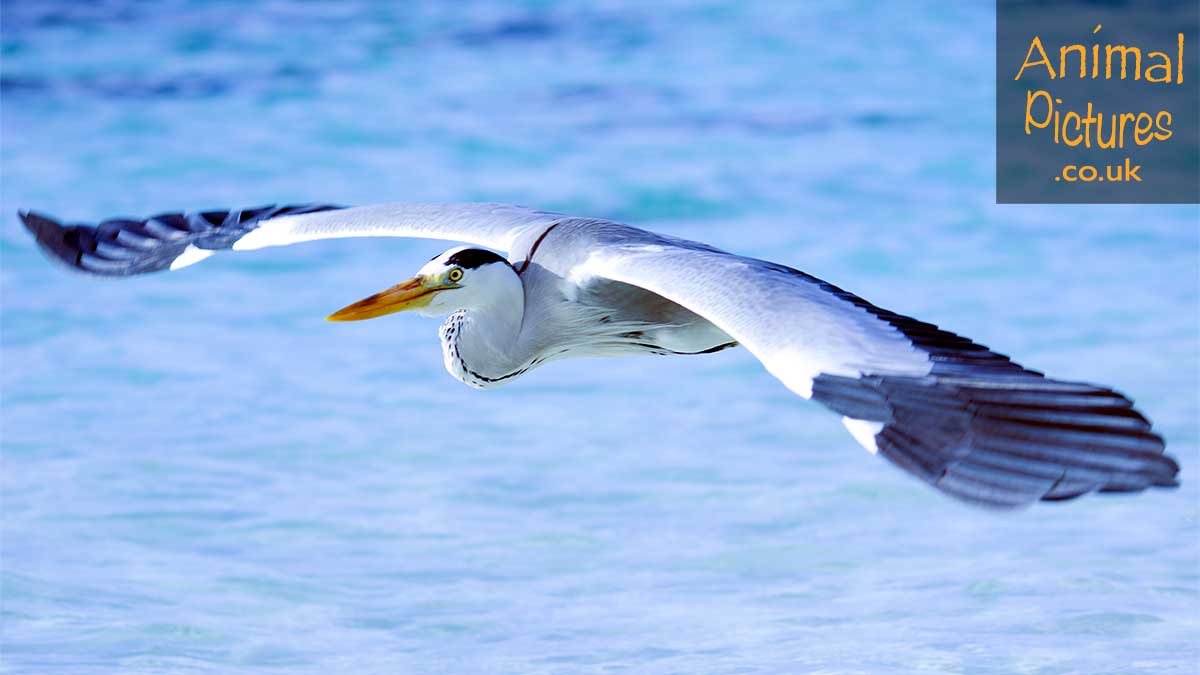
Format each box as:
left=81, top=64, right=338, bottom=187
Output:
left=569, top=221, right=1178, bottom=509
left=19, top=202, right=562, bottom=276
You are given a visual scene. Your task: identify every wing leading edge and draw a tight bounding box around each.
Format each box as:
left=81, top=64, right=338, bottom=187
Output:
left=19, top=202, right=562, bottom=276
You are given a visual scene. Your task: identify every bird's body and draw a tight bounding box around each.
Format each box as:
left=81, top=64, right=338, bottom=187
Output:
left=19, top=202, right=1180, bottom=509
left=450, top=259, right=736, bottom=389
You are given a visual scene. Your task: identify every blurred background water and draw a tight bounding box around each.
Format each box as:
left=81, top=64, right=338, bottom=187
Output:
left=1, top=1, right=1197, bottom=673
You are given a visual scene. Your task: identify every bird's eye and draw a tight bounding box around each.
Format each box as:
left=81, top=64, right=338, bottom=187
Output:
left=447, top=268, right=463, bottom=282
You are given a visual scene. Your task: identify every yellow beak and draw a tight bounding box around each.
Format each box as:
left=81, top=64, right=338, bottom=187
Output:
left=326, top=276, right=447, bottom=322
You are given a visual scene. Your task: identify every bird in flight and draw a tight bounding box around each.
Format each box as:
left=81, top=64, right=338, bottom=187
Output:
left=18, top=202, right=1179, bottom=509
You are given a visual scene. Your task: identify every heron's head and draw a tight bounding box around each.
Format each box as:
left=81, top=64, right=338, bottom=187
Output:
left=327, top=246, right=519, bottom=321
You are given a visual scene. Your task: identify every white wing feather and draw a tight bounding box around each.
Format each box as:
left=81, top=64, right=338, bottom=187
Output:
left=232, top=202, right=561, bottom=252
left=576, top=238, right=931, bottom=398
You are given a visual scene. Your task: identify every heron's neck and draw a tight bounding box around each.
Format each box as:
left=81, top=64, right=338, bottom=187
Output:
left=439, top=292, right=533, bottom=389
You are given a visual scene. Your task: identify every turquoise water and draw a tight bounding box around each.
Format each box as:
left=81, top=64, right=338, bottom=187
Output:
left=2, top=2, right=1198, bottom=673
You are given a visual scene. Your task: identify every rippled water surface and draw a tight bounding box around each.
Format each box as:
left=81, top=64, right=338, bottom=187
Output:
left=2, top=2, right=1198, bottom=673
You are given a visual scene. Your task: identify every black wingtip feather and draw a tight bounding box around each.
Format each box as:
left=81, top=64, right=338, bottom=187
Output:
left=792, top=269, right=1180, bottom=509
left=18, top=204, right=345, bottom=276
left=20, top=210, right=89, bottom=269
left=816, top=372, right=1179, bottom=509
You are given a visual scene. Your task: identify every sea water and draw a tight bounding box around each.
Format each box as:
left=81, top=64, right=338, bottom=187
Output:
left=2, top=2, right=1197, bottom=673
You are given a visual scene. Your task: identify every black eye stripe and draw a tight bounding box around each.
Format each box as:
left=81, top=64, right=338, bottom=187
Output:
left=444, top=248, right=507, bottom=269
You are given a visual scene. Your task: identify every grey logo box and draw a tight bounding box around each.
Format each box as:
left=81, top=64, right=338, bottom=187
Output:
left=996, top=0, right=1198, bottom=204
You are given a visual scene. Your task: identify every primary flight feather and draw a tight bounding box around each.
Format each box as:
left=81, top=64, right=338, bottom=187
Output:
left=18, top=202, right=1180, bottom=509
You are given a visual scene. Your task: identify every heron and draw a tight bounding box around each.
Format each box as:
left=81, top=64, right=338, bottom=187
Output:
left=18, top=202, right=1180, bottom=509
